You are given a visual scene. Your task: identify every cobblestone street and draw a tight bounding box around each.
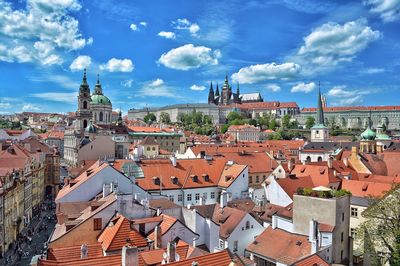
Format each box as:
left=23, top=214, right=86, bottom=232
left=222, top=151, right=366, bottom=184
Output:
left=0, top=200, right=56, bottom=266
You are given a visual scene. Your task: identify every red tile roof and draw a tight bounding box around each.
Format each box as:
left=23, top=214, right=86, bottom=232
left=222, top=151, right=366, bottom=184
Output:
left=341, top=179, right=396, bottom=198
left=98, top=215, right=148, bottom=252
left=46, top=243, right=103, bottom=261
left=293, top=254, right=329, bottom=266
left=167, top=249, right=234, bottom=266
left=290, top=165, right=341, bottom=187
left=212, top=206, right=247, bottom=239
left=276, top=176, right=315, bottom=199
left=302, top=105, right=400, bottom=112
left=246, top=227, right=311, bottom=265
left=148, top=214, right=178, bottom=241
left=38, top=254, right=121, bottom=266
left=127, top=126, right=162, bottom=133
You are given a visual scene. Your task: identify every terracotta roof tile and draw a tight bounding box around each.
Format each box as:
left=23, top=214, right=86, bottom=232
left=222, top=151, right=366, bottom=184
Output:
left=341, top=179, right=396, bottom=198
left=218, top=164, right=247, bottom=188
left=293, top=254, right=329, bottom=266
left=148, top=214, right=177, bottom=241
left=212, top=206, right=247, bottom=239
left=167, top=249, right=234, bottom=266
left=46, top=243, right=103, bottom=261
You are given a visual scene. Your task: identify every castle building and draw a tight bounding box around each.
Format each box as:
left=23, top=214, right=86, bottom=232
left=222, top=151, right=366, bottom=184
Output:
left=208, top=75, right=242, bottom=105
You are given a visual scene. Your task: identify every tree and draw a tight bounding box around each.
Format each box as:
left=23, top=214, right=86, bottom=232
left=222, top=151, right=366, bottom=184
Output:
left=159, top=112, right=171, bottom=124
left=203, top=115, right=213, bottom=125
left=227, top=111, right=242, bottom=122
left=282, top=114, right=291, bottom=129
left=220, top=124, right=229, bottom=134
left=144, top=113, right=156, bottom=124
left=268, top=118, right=277, bottom=130
left=305, top=116, right=315, bottom=129
left=358, top=185, right=400, bottom=265
left=329, top=116, right=336, bottom=130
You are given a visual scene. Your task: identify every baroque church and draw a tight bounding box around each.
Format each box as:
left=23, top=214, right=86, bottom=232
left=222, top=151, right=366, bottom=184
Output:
left=64, top=70, right=128, bottom=166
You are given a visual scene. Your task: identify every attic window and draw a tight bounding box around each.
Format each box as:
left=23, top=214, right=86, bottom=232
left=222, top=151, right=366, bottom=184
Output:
left=225, top=175, right=233, bottom=182
left=152, top=176, right=160, bottom=185
left=190, top=175, right=198, bottom=182
left=202, top=174, right=210, bottom=182
left=319, top=168, right=325, bottom=174
left=296, top=240, right=302, bottom=246
left=170, top=176, right=178, bottom=184
left=300, top=166, right=306, bottom=173
left=362, top=184, right=368, bottom=191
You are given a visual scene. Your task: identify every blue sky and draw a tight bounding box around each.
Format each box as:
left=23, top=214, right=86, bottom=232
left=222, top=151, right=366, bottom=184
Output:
left=0, top=0, right=399, bottom=114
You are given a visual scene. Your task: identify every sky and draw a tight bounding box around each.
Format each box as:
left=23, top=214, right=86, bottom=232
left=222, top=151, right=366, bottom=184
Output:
left=0, top=0, right=399, bottom=114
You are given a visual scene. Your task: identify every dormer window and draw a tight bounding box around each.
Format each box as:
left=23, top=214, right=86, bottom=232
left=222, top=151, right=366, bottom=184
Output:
left=170, top=176, right=178, bottom=184
left=152, top=176, right=160, bottom=185
left=202, top=174, right=209, bottom=182
left=190, top=175, right=198, bottom=182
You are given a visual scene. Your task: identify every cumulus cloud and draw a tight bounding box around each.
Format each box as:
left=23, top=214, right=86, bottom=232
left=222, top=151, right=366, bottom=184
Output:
left=172, top=18, right=200, bottom=37
left=100, top=58, right=134, bottom=72
left=22, top=103, right=41, bottom=111
left=139, top=78, right=178, bottom=98
left=295, top=19, right=380, bottom=72
left=291, top=82, right=316, bottom=93
left=140, top=21, right=147, bottom=27
left=121, top=79, right=133, bottom=88
left=158, top=44, right=221, bottom=70
left=266, top=84, right=281, bottom=92
left=130, top=23, right=138, bottom=31
left=0, top=101, right=11, bottom=109
left=360, top=67, right=385, bottom=74
left=158, top=31, right=176, bottom=39
left=70, top=55, right=92, bottom=71
left=190, top=84, right=206, bottom=91
left=327, top=85, right=374, bottom=106
left=231, top=62, right=301, bottom=84
left=0, top=0, right=92, bottom=66
left=364, top=0, right=400, bottom=22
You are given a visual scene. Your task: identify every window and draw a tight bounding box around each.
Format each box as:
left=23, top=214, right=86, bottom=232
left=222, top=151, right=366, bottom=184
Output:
left=147, top=147, right=150, bottom=151
left=256, top=176, right=259, bottom=183
left=83, top=101, right=87, bottom=109
left=341, top=232, right=344, bottom=242
left=93, top=218, right=102, bottom=230
left=219, top=239, right=225, bottom=249
left=203, top=192, right=207, bottom=200
left=341, top=250, right=343, bottom=261
left=351, top=207, right=358, bottom=218
left=152, top=147, right=156, bottom=151
left=350, top=228, right=357, bottom=239
left=233, top=241, right=238, bottom=252
left=342, top=212, right=345, bottom=221
left=211, top=192, right=215, bottom=199
left=169, top=195, right=174, bottom=202
left=99, top=112, right=103, bottom=121
left=187, top=194, right=192, bottom=201
left=245, top=221, right=250, bottom=230
left=178, top=194, right=183, bottom=202
left=248, top=176, right=252, bottom=183
left=195, top=193, right=200, bottom=201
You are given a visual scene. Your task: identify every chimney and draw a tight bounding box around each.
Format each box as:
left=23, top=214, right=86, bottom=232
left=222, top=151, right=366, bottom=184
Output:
left=288, top=159, right=294, bottom=172
left=167, top=241, right=176, bottom=263
left=80, top=244, right=88, bottom=259
left=199, top=196, right=205, bottom=205
left=102, top=183, right=111, bottom=198
left=272, top=215, right=277, bottom=229
left=156, top=207, right=161, bottom=216
left=121, top=245, right=138, bottom=266
left=154, top=225, right=161, bottom=249
left=192, top=237, right=197, bottom=247
left=327, top=156, right=333, bottom=169
left=343, top=157, right=349, bottom=167
left=309, top=220, right=318, bottom=254
left=170, top=155, right=177, bottom=167
left=220, top=191, right=227, bottom=208
left=351, top=146, right=357, bottom=161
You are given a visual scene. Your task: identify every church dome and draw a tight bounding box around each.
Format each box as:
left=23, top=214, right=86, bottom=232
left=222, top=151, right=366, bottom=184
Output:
left=361, top=127, right=376, bottom=140
left=91, top=94, right=112, bottom=106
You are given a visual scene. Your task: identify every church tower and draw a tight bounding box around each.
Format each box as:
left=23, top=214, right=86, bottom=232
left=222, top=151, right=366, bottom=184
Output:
left=221, top=74, right=231, bottom=105
left=208, top=81, right=215, bottom=104
left=310, top=82, right=329, bottom=142
left=76, top=69, right=92, bottom=132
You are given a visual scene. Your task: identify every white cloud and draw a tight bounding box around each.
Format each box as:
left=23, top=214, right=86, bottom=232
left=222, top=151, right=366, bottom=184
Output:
left=121, top=79, right=133, bottom=88
left=158, top=44, right=221, bottom=70
left=332, top=96, right=364, bottom=106
left=172, top=18, right=200, bottom=37
left=22, top=103, right=41, bottom=111
left=30, top=92, right=77, bottom=104
left=130, top=23, right=138, bottom=31
left=291, top=82, right=316, bottom=93
left=100, top=58, right=134, bottom=72
left=69, top=55, right=92, bottom=71
left=326, top=85, right=374, bottom=106
left=360, top=67, right=385, bottom=74
left=139, top=78, right=177, bottom=98
left=0, top=0, right=91, bottom=66
left=158, top=31, right=176, bottom=39
left=266, top=84, right=281, bottom=92
left=295, top=19, right=380, bottom=72
left=140, top=21, right=147, bottom=27
left=364, top=0, right=400, bottom=22
left=0, top=101, right=11, bottom=109
left=29, top=74, right=79, bottom=89
left=231, top=62, right=301, bottom=84
left=190, top=84, right=206, bottom=91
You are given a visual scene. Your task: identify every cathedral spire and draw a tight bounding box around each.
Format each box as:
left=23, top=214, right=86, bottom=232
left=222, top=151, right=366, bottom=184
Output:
left=208, top=81, right=215, bottom=104
left=236, top=82, right=240, bottom=95
left=215, top=83, right=220, bottom=96
left=82, top=68, right=88, bottom=85
left=316, top=81, right=325, bottom=125
left=94, top=74, right=103, bottom=95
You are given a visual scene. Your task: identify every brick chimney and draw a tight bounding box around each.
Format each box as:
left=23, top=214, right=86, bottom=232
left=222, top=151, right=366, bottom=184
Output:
left=167, top=241, right=176, bottom=263
left=154, top=225, right=161, bottom=249
left=121, top=245, right=138, bottom=266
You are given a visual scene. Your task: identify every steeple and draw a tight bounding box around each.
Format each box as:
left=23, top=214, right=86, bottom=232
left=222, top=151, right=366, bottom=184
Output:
left=316, top=81, right=324, bottom=125
left=79, top=68, right=90, bottom=94
left=215, top=83, right=220, bottom=96
left=82, top=68, right=88, bottom=85
left=116, top=109, right=123, bottom=126
left=94, top=74, right=103, bottom=95
left=208, top=81, right=215, bottom=104
left=236, top=82, right=240, bottom=95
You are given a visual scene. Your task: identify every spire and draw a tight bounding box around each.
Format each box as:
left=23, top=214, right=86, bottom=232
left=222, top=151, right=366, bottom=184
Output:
left=79, top=68, right=90, bottom=94
left=208, top=81, right=215, bottom=104
left=82, top=68, right=87, bottom=85
left=94, top=74, right=103, bottom=95
left=215, top=83, right=220, bottom=96
left=236, top=82, right=240, bottom=95
left=116, top=108, right=123, bottom=126
left=316, top=81, right=325, bottom=125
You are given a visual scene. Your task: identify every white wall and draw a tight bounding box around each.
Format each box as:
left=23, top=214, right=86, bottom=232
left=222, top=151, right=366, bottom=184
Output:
left=266, top=178, right=293, bottom=207
left=227, top=213, right=265, bottom=256
left=226, top=167, right=249, bottom=200
left=150, top=187, right=220, bottom=206
left=161, top=220, right=198, bottom=248
left=275, top=216, right=293, bottom=233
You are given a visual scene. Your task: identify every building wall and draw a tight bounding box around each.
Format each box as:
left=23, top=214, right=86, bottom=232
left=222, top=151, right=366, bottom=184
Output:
left=299, top=151, right=330, bottom=163
left=77, top=135, right=115, bottom=164
left=148, top=187, right=220, bottom=207
left=225, top=167, right=249, bottom=200
left=160, top=221, right=198, bottom=248
left=266, top=178, right=293, bottom=207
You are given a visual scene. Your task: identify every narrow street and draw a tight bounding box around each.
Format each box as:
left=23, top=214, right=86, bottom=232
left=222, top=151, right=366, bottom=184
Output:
left=0, top=200, right=56, bottom=266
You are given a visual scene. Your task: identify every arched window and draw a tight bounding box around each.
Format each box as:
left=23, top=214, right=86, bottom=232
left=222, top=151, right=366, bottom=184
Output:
left=83, top=101, right=87, bottom=109
left=83, top=120, right=88, bottom=128
left=99, top=112, right=103, bottom=122
left=306, top=156, right=311, bottom=163
left=318, top=156, right=323, bottom=162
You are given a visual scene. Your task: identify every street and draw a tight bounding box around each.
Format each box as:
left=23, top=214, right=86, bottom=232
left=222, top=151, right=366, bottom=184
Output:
left=0, top=200, right=56, bottom=266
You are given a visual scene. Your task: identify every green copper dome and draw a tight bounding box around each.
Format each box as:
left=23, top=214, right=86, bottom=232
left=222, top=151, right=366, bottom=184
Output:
left=361, top=127, right=376, bottom=140
left=91, top=94, right=111, bottom=105
left=85, top=121, right=97, bottom=133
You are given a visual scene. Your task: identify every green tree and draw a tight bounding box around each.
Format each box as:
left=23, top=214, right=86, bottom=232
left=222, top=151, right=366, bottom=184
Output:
left=305, top=116, right=315, bottom=129
left=159, top=112, right=171, bottom=124
left=144, top=113, right=156, bottom=124
left=282, top=114, right=291, bottom=129
left=268, top=118, right=277, bottom=130
left=227, top=111, right=242, bottom=122
left=203, top=115, right=213, bottom=125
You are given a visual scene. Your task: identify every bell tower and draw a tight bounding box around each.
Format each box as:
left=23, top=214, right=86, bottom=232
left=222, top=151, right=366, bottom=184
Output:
left=76, top=69, right=92, bottom=132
